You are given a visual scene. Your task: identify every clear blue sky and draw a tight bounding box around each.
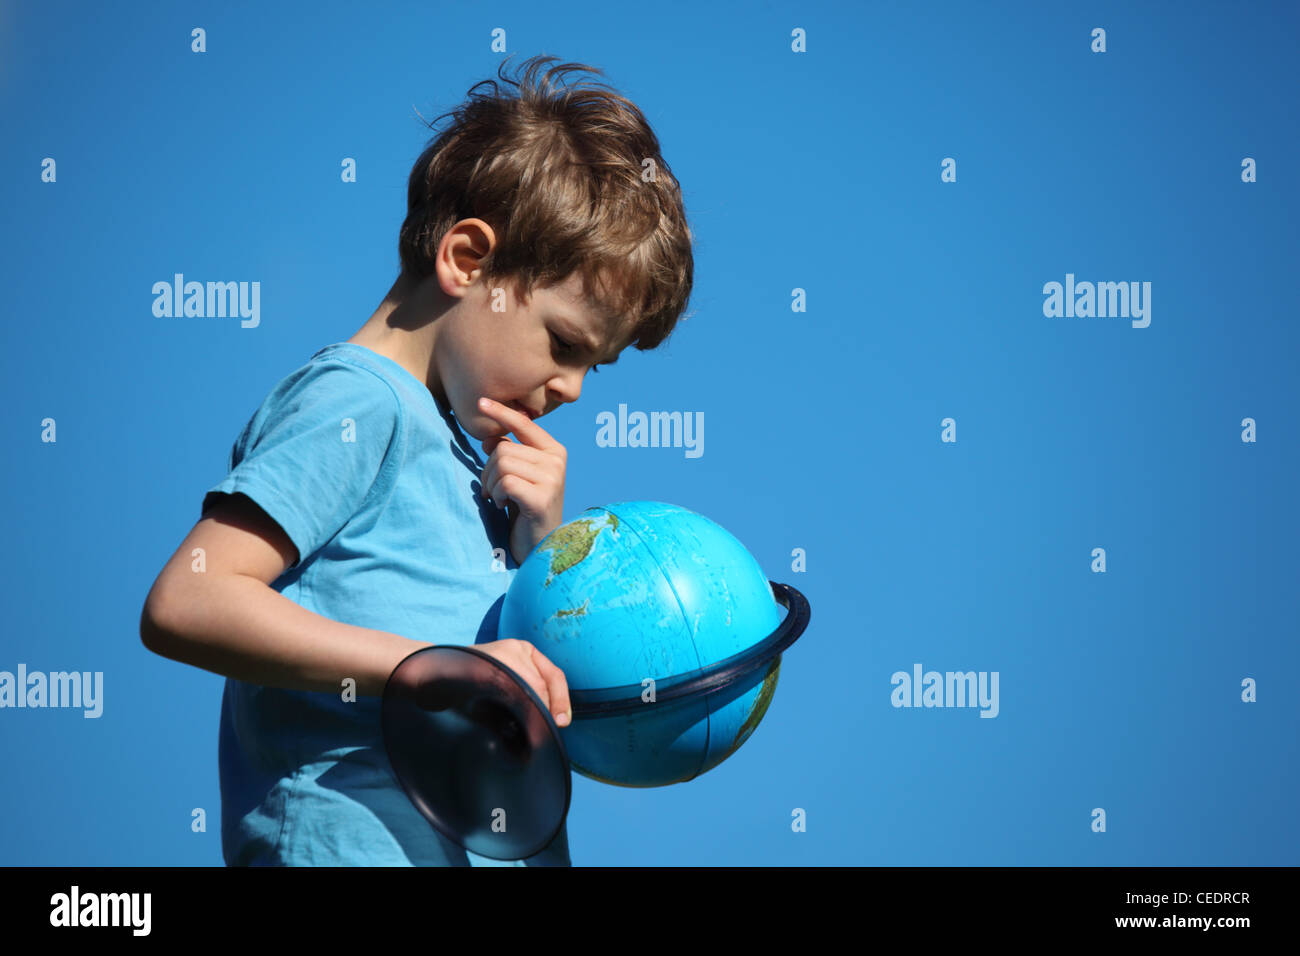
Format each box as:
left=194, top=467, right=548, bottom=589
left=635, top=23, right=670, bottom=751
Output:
left=2, top=0, right=1296, bottom=865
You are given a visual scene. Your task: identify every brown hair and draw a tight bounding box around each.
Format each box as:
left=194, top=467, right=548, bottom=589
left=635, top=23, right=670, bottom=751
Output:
left=398, top=54, right=695, bottom=355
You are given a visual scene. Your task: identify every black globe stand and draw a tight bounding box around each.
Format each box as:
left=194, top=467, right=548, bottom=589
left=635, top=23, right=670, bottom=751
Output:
left=382, top=644, right=572, bottom=861
left=381, top=580, right=810, bottom=861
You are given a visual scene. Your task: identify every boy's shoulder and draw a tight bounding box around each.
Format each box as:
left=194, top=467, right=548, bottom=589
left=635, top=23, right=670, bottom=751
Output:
left=233, top=344, right=406, bottom=450
left=269, top=343, right=404, bottom=408
left=302, top=342, right=395, bottom=383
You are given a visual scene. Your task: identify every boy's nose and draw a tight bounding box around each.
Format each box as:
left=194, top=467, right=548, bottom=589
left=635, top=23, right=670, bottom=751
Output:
left=547, top=368, right=585, bottom=406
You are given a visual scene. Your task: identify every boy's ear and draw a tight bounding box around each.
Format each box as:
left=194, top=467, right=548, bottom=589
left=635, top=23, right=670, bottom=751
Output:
left=436, top=219, right=497, bottom=296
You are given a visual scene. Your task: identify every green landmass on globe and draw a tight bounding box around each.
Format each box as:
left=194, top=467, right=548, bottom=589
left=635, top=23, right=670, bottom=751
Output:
left=541, top=513, right=619, bottom=580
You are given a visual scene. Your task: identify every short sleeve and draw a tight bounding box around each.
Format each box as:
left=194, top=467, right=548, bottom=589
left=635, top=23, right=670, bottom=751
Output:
left=202, top=359, right=402, bottom=569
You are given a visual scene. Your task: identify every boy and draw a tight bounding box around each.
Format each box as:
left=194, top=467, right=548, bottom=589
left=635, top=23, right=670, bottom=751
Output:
left=138, top=54, right=694, bottom=866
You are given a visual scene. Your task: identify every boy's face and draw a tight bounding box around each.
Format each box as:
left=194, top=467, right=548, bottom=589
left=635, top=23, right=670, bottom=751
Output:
left=433, top=268, right=626, bottom=442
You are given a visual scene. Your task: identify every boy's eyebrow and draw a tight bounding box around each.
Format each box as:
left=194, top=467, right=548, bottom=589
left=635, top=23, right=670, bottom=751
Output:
left=554, top=312, right=621, bottom=364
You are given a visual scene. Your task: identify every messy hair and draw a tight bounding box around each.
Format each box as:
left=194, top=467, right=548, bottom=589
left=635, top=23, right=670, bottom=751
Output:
left=398, top=54, right=695, bottom=354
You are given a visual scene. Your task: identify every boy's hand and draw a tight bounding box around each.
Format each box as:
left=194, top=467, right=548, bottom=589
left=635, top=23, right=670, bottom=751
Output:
left=473, top=639, right=572, bottom=726
left=476, top=397, right=565, bottom=564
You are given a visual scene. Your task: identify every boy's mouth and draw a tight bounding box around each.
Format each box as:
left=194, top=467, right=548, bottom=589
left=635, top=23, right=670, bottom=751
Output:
left=507, top=401, right=538, bottom=421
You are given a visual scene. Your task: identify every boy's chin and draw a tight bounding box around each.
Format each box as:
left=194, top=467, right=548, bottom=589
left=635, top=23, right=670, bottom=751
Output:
left=464, top=414, right=505, bottom=441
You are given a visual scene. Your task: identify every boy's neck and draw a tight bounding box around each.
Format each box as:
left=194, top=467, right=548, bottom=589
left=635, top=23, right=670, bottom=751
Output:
left=348, top=272, right=447, bottom=407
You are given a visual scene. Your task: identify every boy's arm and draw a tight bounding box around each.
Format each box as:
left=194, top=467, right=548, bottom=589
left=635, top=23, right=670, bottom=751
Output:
left=140, top=493, right=428, bottom=697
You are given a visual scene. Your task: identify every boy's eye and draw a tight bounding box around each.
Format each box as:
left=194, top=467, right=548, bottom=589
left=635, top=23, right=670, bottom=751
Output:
left=552, top=332, right=601, bottom=374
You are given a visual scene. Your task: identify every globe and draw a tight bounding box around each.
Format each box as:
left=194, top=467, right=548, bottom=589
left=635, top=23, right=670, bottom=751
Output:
left=495, top=500, right=785, bottom=788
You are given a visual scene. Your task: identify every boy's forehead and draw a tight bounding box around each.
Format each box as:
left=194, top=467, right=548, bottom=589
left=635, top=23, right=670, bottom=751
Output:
left=545, top=276, right=608, bottom=321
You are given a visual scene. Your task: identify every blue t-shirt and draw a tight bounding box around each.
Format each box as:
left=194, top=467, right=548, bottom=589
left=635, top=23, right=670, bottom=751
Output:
left=202, top=342, right=570, bottom=866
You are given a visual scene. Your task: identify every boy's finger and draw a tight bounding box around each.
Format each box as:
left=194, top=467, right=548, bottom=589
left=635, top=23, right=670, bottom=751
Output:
left=528, top=645, right=572, bottom=726
left=524, top=666, right=551, bottom=713
left=481, top=474, right=510, bottom=510
left=477, top=398, right=563, bottom=452
left=506, top=653, right=549, bottom=710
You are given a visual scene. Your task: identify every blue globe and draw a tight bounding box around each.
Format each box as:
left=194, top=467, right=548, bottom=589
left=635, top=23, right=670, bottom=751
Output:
left=496, top=501, right=784, bottom=788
